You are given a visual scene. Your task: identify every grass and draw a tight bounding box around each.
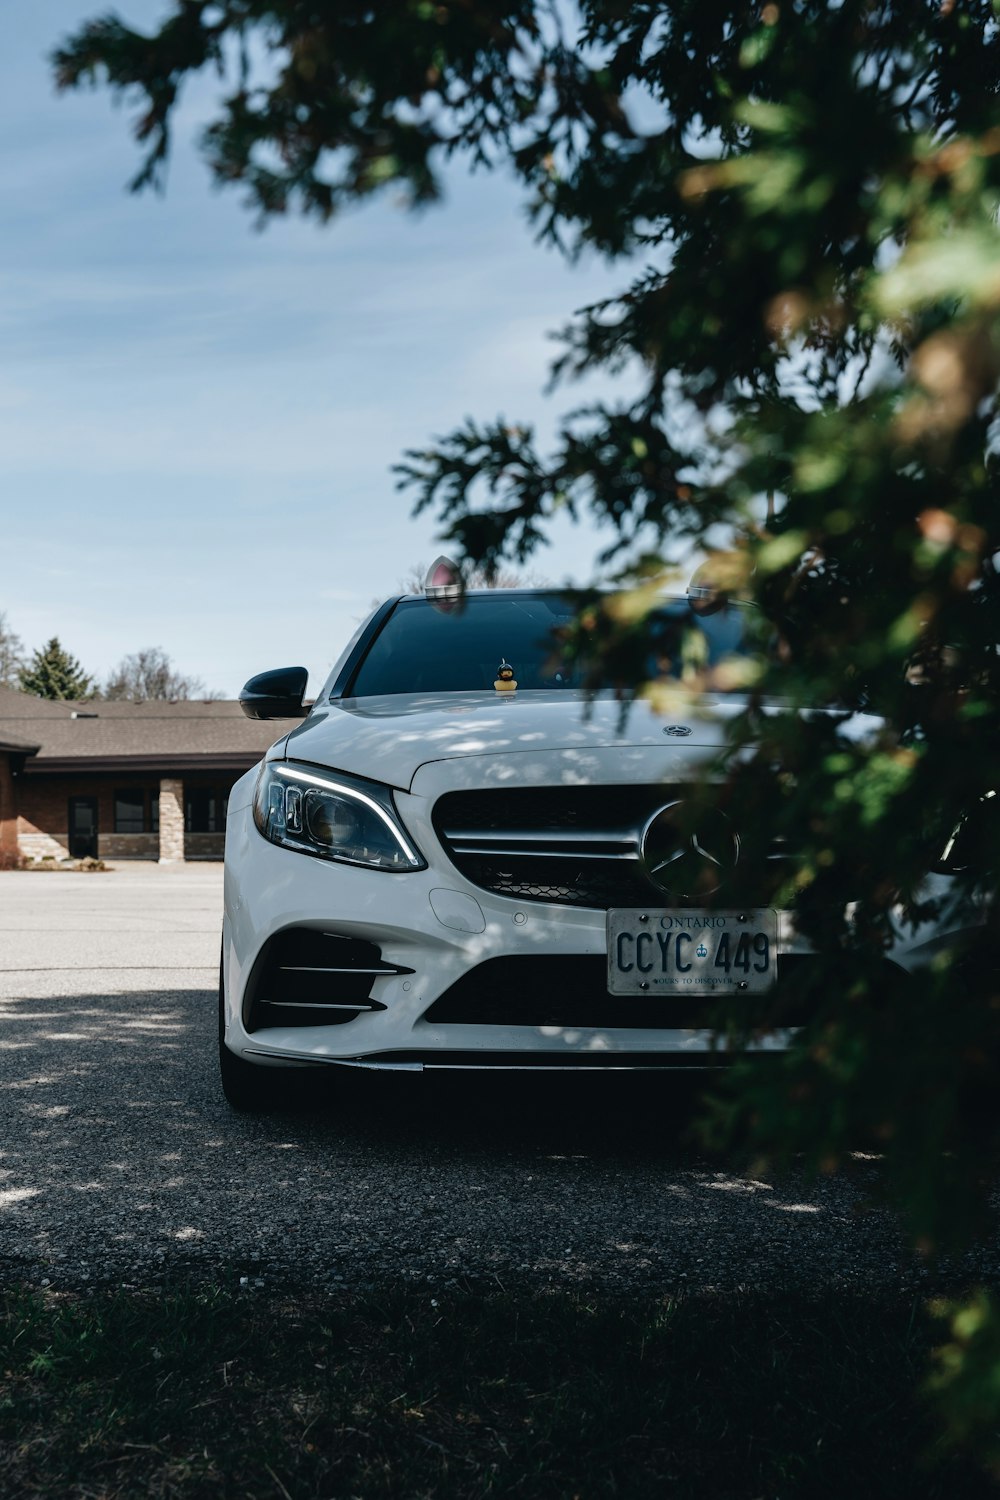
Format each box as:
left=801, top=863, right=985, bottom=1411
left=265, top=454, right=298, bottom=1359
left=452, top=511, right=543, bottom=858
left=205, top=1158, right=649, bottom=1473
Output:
left=0, top=1285, right=994, bottom=1498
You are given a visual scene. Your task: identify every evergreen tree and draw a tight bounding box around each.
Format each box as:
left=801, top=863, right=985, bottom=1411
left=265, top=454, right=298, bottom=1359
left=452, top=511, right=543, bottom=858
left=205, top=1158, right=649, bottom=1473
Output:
left=18, top=637, right=94, bottom=701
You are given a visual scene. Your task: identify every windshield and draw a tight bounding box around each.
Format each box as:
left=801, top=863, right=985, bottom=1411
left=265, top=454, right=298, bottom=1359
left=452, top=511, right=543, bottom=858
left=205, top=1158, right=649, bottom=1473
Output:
left=345, top=593, right=757, bottom=697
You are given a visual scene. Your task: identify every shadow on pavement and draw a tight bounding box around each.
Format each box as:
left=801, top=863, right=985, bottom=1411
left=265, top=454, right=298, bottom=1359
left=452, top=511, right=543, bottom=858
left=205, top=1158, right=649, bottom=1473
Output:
left=0, top=983, right=907, bottom=1292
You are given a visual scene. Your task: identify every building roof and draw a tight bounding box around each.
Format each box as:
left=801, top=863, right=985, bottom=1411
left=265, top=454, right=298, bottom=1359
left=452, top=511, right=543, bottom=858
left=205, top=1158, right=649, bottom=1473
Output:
left=0, top=732, right=41, bottom=755
left=0, top=685, right=300, bottom=773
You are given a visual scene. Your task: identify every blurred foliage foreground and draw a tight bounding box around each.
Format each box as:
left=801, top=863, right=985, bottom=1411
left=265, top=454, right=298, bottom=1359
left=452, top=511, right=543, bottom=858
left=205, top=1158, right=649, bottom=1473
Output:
left=52, top=0, right=1000, bottom=1461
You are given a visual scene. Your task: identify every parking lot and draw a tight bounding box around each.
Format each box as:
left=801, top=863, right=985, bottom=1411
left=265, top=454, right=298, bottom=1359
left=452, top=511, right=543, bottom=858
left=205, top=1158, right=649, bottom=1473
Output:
left=0, top=864, right=954, bottom=1293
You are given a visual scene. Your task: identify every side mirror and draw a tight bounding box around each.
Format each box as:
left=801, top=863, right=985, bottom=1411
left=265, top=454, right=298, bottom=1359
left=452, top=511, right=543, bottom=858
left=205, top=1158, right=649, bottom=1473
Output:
left=239, top=666, right=309, bottom=721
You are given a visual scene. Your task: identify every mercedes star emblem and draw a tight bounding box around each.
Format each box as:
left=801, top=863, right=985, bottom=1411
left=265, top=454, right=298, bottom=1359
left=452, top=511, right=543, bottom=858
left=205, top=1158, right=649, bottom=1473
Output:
left=662, top=725, right=692, bottom=737
left=639, top=801, right=739, bottom=899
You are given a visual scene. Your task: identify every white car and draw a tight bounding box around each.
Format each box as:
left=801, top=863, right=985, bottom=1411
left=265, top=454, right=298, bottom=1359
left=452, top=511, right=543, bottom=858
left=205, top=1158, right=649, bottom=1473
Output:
left=219, top=587, right=966, bottom=1109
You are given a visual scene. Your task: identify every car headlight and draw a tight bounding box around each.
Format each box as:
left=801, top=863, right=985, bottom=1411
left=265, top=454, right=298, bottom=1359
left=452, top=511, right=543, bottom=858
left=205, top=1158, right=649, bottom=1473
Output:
left=937, top=789, right=998, bottom=874
left=253, top=761, right=425, bottom=871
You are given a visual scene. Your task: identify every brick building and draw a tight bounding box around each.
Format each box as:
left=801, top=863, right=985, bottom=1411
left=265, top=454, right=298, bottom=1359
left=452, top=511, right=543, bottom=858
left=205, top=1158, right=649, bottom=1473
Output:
left=0, top=686, right=299, bottom=864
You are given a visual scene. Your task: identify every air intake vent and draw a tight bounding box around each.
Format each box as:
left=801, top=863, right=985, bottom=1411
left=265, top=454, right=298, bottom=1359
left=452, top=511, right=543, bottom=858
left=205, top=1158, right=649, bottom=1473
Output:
left=422, top=955, right=905, bottom=1030
left=243, top=927, right=411, bottom=1032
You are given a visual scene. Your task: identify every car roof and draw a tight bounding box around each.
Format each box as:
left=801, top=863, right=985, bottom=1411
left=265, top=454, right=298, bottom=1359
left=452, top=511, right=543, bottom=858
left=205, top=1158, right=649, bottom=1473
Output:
left=394, top=588, right=697, bottom=603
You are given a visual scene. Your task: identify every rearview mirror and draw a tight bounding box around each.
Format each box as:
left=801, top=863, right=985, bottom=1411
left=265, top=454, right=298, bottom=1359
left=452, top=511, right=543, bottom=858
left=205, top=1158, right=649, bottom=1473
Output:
left=239, top=666, right=309, bottom=721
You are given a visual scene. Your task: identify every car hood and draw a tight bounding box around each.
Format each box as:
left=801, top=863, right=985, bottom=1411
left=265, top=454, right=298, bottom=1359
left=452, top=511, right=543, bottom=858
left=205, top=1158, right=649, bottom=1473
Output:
left=280, top=690, right=881, bottom=791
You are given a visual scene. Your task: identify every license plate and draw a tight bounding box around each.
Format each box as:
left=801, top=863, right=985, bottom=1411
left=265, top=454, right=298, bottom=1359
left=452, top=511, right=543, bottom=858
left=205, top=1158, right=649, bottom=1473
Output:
left=607, top=909, right=778, bottom=996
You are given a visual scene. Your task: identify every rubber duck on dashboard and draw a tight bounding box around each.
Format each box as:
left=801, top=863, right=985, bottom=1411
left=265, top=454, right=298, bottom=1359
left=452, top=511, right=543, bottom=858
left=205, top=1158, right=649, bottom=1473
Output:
left=494, top=660, right=517, bottom=692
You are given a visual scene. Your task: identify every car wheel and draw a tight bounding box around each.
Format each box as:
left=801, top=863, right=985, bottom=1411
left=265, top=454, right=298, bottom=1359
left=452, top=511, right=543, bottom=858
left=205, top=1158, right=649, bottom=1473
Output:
left=219, top=951, right=275, bottom=1112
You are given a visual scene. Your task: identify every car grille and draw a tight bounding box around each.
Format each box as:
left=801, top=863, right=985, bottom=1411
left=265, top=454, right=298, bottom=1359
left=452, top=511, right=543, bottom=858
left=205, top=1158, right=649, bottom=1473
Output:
left=422, top=955, right=906, bottom=1031
left=432, top=786, right=790, bottom=911
left=243, top=927, right=411, bottom=1032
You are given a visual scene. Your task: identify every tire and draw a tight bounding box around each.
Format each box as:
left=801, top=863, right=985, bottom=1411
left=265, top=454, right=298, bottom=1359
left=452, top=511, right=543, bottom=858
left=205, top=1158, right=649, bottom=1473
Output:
left=219, top=947, right=276, bottom=1112
left=219, top=1035, right=279, bottom=1112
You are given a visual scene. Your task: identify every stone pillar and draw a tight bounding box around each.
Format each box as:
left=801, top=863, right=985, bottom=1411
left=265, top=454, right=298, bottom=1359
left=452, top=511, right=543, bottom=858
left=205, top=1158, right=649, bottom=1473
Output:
left=158, top=778, right=185, bottom=865
left=0, top=756, right=19, bottom=867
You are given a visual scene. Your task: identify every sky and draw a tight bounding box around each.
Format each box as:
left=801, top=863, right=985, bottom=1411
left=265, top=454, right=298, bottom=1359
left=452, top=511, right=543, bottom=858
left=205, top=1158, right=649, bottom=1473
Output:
left=0, top=3, right=646, bottom=698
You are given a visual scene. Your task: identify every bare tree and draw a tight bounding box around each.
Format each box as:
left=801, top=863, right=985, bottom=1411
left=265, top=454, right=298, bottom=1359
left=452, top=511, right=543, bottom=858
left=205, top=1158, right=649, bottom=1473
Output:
left=102, top=647, right=217, bottom=702
left=0, top=611, right=25, bottom=688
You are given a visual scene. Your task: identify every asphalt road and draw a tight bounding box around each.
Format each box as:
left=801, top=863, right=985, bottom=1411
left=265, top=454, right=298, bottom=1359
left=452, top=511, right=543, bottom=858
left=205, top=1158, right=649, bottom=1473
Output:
left=0, top=865, right=964, bottom=1293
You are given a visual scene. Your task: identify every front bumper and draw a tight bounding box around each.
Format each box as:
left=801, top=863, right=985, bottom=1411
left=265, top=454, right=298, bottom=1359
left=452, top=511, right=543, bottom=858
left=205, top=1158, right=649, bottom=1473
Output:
left=222, top=770, right=975, bottom=1072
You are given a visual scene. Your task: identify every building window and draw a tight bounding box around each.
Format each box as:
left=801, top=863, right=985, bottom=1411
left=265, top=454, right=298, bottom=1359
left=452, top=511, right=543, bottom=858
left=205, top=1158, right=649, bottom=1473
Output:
left=185, top=787, right=229, bottom=834
left=114, top=788, right=146, bottom=834
left=151, top=792, right=159, bottom=834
